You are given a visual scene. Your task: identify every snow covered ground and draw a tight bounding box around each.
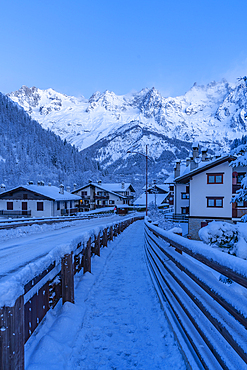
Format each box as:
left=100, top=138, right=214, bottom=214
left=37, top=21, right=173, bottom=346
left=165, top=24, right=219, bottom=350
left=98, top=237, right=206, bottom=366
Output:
left=25, top=221, right=186, bottom=370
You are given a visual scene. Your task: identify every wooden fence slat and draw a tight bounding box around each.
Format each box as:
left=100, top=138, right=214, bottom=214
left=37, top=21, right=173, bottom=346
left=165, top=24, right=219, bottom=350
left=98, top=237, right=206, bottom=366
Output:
left=0, top=295, right=24, bottom=370
left=83, top=238, right=92, bottom=273
left=61, top=252, right=74, bottom=304
left=94, top=233, right=101, bottom=256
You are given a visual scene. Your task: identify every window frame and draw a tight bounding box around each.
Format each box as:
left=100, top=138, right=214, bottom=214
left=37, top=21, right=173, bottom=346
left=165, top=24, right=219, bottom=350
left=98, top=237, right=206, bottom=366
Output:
left=37, top=202, right=44, bottom=211
left=207, top=173, right=224, bottom=184
left=7, top=201, right=13, bottom=210
left=181, top=192, right=189, bottom=199
left=206, top=197, right=223, bottom=208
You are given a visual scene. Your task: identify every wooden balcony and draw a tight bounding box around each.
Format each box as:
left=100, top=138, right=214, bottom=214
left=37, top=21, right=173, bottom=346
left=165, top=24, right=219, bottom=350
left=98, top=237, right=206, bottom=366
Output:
left=232, top=208, right=247, bottom=218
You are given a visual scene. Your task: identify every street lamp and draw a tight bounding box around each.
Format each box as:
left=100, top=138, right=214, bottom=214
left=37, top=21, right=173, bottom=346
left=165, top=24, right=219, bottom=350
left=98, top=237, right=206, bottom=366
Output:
left=127, top=145, right=149, bottom=216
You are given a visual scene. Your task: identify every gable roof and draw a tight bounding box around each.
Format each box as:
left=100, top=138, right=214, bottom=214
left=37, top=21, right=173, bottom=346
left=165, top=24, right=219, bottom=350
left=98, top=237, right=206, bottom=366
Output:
left=0, top=185, right=81, bottom=201
left=73, top=182, right=135, bottom=199
left=134, top=193, right=168, bottom=206
left=174, top=155, right=236, bottom=184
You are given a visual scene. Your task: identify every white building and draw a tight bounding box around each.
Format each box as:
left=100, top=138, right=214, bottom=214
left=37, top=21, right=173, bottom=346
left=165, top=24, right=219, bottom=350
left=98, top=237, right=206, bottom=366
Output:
left=174, top=150, right=247, bottom=239
left=72, top=181, right=135, bottom=211
left=0, top=183, right=81, bottom=218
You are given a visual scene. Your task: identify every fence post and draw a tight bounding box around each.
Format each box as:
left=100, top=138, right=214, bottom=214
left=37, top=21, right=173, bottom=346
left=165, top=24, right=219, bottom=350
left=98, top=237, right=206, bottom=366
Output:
left=61, top=252, right=74, bottom=304
left=103, top=228, right=107, bottom=247
left=94, top=233, right=100, bottom=256
left=84, top=238, right=92, bottom=273
left=0, top=295, right=25, bottom=370
left=110, top=226, right=113, bottom=241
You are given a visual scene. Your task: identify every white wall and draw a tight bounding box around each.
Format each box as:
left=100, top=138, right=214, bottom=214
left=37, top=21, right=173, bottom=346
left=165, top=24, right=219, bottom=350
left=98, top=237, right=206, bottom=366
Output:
left=190, top=162, right=232, bottom=218
left=0, top=199, right=53, bottom=217
left=175, top=184, right=189, bottom=214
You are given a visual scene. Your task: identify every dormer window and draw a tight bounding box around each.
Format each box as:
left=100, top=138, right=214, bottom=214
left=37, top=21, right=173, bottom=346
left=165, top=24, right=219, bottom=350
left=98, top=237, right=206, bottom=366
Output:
left=207, top=173, right=223, bottom=184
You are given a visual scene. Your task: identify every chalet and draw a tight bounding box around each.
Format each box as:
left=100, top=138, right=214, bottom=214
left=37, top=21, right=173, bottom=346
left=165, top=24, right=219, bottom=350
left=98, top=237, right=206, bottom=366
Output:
left=173, top=145, right=247, bottom=239
left=72, top=181, right=135, bottom=211
left=134, top=182, right=170, bottom=208
left=0, top=183, right=81, bottom=218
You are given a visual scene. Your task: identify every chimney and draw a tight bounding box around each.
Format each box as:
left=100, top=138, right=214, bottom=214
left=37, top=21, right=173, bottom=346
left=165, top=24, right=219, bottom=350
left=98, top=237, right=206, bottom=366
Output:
left=48, top=182, right=52, bottom=186
left=73, top=183, right=77, bottom=191
left=98, top=180, right=102, bottom=186
left=88, top=179, right=92, bottom=184
left=0, top=184, right=5, bottom=193
left=37, top=181, right=41, bottom=186
left=174, top=160, right=181, bottom=178
left=59, top=184, right=64, bottom=194
left=201, top=147, right=208, bottom=162
left=186, top=158, right=190, bottom=167
left=28, top=181, right=34, bottom=185
left=192, top=142, right=199, bottom=160
left=121, top=182, right=125, bottom=189
left=40, top=180, right=44, bottom=186
left=66, top=186, right=70, bottom=193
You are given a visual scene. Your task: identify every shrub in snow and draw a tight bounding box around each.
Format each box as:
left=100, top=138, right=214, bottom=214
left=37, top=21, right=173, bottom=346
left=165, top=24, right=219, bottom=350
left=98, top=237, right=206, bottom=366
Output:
left=199, top=221, right=247, bottom=259
left=199, top=221, right=238, bottom=249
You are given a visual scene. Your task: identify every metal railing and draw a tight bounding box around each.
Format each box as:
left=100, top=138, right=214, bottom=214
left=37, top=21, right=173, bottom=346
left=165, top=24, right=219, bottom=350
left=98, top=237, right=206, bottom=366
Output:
left=144, top=219, right=247, bottom=370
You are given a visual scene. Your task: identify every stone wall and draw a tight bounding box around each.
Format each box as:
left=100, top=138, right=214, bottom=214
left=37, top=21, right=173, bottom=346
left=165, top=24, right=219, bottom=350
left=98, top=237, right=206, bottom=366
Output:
left=188, top=217, right=234, bottom=240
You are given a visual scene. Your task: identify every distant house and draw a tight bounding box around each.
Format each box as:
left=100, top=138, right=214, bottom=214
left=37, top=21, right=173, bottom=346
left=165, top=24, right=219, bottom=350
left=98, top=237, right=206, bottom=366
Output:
left=0, top=183, right=81, bottom=218
left=72, top=181, right=135, bottom=211
left=134, top=183, right=170, bottom=208
left=173, top=143, right=247, bottom=239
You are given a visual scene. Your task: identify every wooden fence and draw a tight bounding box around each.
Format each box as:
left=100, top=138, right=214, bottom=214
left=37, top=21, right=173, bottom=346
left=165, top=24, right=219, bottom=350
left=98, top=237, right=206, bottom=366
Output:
left=144, top=219, right=247, bottom=370
left=0, top=216, right=143, bottom=370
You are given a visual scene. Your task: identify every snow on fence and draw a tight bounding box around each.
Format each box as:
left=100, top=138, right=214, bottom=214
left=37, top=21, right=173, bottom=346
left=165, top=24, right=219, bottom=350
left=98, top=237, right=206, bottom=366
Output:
left=144, top=219, right=247, bottom=370
left=0, top=215, right=143, bottom=370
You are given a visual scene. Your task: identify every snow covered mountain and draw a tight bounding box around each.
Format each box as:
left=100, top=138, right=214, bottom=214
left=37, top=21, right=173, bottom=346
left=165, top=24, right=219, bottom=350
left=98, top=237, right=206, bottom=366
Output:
left=7, top=78, right=247, bottom=180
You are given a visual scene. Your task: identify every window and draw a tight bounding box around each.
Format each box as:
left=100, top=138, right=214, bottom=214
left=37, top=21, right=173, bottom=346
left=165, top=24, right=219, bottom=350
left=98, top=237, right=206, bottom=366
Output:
left=70, top=201, right=73, bottom=208
left=236, top=200, right=244, bottom=207
left=37, top=202, right=44, bottom=211
left=109, top=200, right=115, bottom=205
left=181, top=207, right=189, bottom=214
left=237, top=173, right=245, bottom=184
left=207, top=197, right=223, bottom=207
left=7, top=202, right=13, bottom=210
left=207, top=173, right=223, bottom=184
left=181, top=193, right=189, bottom=199
left=81, top=191, right=87, bottom=196
left=57, top=201, right=60, bottom=210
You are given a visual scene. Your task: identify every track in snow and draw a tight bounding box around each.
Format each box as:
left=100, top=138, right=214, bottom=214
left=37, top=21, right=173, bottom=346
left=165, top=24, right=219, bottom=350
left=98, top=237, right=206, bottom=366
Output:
left=66, top=221, right=186, bottom=370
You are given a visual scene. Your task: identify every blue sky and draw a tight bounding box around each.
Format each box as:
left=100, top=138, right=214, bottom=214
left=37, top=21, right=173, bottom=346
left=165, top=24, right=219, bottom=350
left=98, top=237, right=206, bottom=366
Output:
left=0, top=0, right=247, bottom=98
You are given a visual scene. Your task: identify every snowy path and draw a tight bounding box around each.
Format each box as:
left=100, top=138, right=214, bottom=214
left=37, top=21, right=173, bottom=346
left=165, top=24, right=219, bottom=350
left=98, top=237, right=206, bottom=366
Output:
left=26, top=221, right=186, bottom=369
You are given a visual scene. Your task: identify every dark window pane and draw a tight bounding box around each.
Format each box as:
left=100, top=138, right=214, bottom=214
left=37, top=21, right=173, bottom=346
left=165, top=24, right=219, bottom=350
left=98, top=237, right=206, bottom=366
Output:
left=37, top=202, right=43, bottom=211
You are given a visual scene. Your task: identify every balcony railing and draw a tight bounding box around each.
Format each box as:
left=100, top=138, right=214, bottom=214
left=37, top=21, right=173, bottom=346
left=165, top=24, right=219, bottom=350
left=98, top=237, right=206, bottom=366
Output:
left=232, top=184, right=241, bottom=194
left=61, top=208, right=78, bottom=216
left=0, top=210, right=32, bottom=217
left=232, top=208, right=247, bottom=218
left=94, top=195, right=109, bottom=200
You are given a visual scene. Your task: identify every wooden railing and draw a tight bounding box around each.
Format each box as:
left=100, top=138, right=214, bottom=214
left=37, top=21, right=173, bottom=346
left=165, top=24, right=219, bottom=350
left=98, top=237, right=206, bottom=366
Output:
left=144, top=219, right=247, bottom=370
left=0, top=215, right=143, bottom=370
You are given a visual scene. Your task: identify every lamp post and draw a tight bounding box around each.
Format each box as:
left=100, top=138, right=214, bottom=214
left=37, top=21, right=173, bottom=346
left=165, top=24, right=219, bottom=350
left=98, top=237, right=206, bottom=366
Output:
left=127, top=145, right=149, bottom=216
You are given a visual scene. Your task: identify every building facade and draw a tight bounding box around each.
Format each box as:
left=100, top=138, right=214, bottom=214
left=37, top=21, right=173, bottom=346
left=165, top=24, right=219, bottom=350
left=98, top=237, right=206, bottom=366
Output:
left=72, top=181, right=135, bottom=211
left=0, top=183, right=81, bottom=218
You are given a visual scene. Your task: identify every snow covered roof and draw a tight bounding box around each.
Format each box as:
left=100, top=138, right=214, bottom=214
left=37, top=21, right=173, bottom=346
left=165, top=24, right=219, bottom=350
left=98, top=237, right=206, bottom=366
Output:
left=174, top=155, right=236, bottom=183
left=73, top=182, right=135, bottom=198
left=0, top=185, right=81, bottom=201
left=142, top=184, right=169, bottom=193
left=100, top=183, right=135, bottom=193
